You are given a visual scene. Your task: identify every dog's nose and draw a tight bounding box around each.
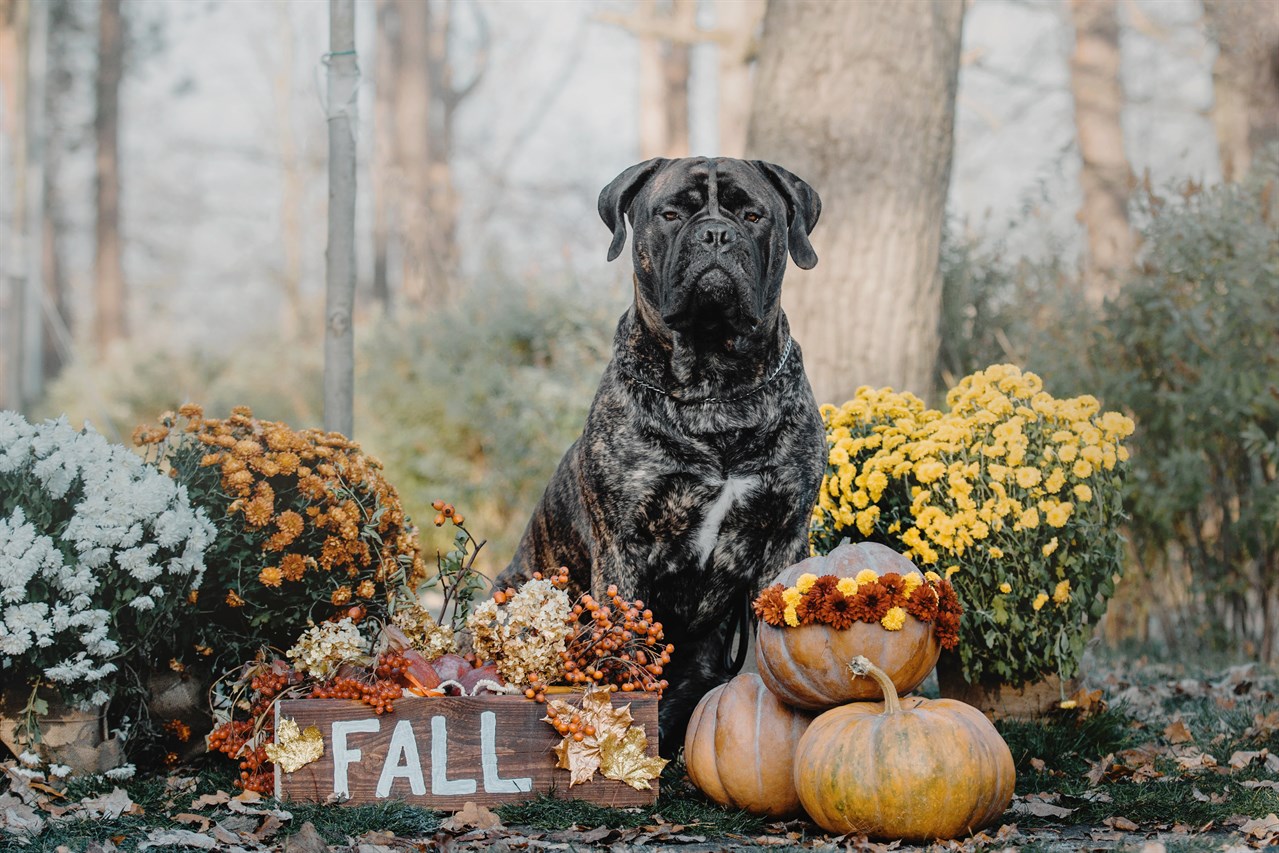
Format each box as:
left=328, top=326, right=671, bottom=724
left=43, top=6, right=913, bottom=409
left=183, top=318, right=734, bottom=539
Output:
left=698, top=221, right=737, bottom=248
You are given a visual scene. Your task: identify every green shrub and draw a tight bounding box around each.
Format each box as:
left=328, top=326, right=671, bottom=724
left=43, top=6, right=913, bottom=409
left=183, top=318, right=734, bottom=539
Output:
left=355, top=277, right=618, bottom=566
left=1098, top=154, right=1279, bottom=660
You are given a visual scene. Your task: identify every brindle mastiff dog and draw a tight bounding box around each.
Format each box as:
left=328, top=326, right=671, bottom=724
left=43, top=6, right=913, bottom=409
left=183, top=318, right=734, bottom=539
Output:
left=497, top=156, right=825, bottom=749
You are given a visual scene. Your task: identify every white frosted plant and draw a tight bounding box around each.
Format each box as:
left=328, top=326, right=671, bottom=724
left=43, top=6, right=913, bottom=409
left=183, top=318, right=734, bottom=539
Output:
left=0, top=412, right=215, bottom=708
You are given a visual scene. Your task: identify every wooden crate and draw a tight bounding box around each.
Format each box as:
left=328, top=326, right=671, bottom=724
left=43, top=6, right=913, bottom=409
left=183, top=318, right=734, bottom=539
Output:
left=273, top=693, right=660, bottom=809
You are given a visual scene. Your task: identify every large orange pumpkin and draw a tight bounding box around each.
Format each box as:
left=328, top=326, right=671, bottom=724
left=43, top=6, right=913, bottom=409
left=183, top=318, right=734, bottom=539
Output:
left=755, top=541, right=940, bottom=709
left=684, top=673, right=816, bottom=818
left=794, top=656, right=1015, bottom=841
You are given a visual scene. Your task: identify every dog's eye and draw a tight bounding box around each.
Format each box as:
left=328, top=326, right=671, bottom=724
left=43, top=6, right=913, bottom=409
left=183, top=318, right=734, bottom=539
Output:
left=662, top=211, right=680, bottom=222
left=743, top=212, right=761, bottom=223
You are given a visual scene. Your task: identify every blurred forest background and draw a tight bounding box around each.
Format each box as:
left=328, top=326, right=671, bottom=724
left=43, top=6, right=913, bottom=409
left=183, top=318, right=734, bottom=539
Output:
left=0, top=0, right=1276, bottom=662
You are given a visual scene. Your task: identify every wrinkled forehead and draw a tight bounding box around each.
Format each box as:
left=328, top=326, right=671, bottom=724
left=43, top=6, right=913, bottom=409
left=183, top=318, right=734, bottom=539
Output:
left=641, top=157, right=772, bottom=210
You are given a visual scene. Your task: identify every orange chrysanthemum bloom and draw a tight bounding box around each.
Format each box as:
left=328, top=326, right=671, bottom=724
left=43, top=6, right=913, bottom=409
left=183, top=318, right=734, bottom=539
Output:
left=356, top=580, right=376, bottom=598
left=331, top=586, right=352, bottom=606
left=226, top=589, right=245, bottom=607
left=817, top=590, right=858, bottom=630
left=905, top=584, right=940, bottom=622
left=935, top=609, right=961, bottom=649
left=877, top=572, right=907, bottom=604
left=280, top=553, right=307, bottom=582
left=849, top=581, right=892, bottom=623
left=753, top=585, right=787, bottom=626
left=258, top=566, right=283, bottom=588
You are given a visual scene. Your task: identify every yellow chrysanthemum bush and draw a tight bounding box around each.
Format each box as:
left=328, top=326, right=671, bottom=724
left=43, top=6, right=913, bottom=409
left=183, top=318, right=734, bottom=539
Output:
left=135, top=405, right=430, bottom=671
left=811, top=365, right=1134, bottom=686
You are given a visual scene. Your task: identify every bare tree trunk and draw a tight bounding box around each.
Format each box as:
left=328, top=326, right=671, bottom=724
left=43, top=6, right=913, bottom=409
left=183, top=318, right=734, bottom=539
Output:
left=20, top=0, right=45, bottom=407
left=371, top=0, right=396, bottom=309
left=392, top=0, right=436, bottom=307
left=1069, top=0, right=1135, bottom=307
left=94, top=0, right=125, bottom=357
left=425, top=0, right=460, bottom=289
left=747, top=0, right=965, bottom=404
left=0, top=0, right=23, bottom=410
left=638, top=0, right=668, bottom=160
left=663, top=0, right=695, bottom=158
left=324, top=0, right=357, bottom=437
left=273, top=2, right=305, bottom=340
left=1203, top=0, right=1279, bottom=182
left=712, top=0, right=764, bottom=158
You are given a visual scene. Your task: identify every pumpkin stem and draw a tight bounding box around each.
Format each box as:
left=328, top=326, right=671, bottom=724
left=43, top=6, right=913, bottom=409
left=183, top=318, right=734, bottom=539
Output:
left=848, top=655, right=902, bottom=714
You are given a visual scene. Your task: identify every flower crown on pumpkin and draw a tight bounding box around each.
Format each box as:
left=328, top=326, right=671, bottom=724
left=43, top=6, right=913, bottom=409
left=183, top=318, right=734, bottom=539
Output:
left=753, top=569, right=962, bottom=649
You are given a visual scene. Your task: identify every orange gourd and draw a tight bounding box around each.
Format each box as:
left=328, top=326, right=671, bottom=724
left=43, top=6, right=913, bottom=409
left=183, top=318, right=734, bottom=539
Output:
left=794, top=656, right=1015, bottom=841
left=756, top=541, right=940, bottom=709
left=684, top=673, right=816, bottom=818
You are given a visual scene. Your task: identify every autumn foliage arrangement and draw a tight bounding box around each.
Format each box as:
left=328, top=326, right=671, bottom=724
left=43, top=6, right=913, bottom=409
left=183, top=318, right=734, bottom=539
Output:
left=753, top=567, right=961, bottom=649
left=809, top=365, right=1134, bottom=685
left=135, top=405, right=430, bottom=669
left=203, top=505, right=671, bottom=794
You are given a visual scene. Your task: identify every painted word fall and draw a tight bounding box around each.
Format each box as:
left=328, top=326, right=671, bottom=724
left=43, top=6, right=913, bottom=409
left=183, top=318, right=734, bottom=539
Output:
left=332, top=710, right=531, bottom=798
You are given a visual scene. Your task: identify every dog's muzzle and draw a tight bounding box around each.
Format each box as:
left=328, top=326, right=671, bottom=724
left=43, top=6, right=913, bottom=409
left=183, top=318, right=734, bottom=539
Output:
left=661, top=219, right=762, bottom=335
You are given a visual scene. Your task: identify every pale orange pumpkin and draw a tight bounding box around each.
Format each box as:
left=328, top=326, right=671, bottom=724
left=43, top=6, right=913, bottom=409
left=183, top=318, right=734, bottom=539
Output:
left=684, top=673, right=816, bottom=818
left=756, top=541, right=940, bottom=709
left=794, top=656, right=1015, bottom=841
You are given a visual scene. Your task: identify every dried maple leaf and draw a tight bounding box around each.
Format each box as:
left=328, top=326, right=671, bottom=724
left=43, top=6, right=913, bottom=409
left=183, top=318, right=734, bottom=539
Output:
left=1163, top=719, right=1193, bottom=744
left=598, top=725, right=668, bottom=790
left=1104, top=816, right=1139, bottom=832
left=552, top=734, right=602, bottom=786
left=1240, top=813, right=1279, bottom=842
left=264, top=717, right=324, bottom=774
left=441, top=801, right=504, bottom=832
left=545, top=685, right=649, bottom=787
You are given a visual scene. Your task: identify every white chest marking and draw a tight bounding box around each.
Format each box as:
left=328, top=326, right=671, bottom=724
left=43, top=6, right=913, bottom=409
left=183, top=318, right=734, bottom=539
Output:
left=693, top=475, right=760, bottom=567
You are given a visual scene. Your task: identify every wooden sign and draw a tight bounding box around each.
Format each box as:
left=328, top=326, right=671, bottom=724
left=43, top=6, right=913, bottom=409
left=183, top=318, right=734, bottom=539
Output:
left=273, top=694, right=660, bottom=809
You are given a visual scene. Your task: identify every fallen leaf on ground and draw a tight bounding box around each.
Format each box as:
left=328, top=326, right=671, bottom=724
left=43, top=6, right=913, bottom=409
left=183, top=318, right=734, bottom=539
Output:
left=254, top=814, right=285, bottom=840
left=171, top=813, right=211, bottom=832
left=282, top=821, right=330, bottom=853
left=1030, top=757, right=1046, bottom=772
left=1240, top=813, right=1279, bottom=842
left=191, top=791, right=232, bottom=809
left=1242, top=780, right=1279, bottom=791
left=1174, top=748, right=1218, bottom=773
left=1163, top=719, right=1194, bottom=744
left=0, top=792, right=45, bottom=836
left=1228, top=749, right=1269, bottom=769
left=440, top=801, right=503, bottom=832
left=1245, top=711, right=1279, bottom=740
left=80, top=788, right=143, bottom=819
left=1010, top=800, right=1074, bottom=818
left=136, top=828, right=218, bottom=850
left=1104, top=816, right=1140, bottom=832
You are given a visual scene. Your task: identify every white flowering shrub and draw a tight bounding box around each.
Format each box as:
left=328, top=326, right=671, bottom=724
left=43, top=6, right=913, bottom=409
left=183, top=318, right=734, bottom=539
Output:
left=0, top=412, right=215, bottom=708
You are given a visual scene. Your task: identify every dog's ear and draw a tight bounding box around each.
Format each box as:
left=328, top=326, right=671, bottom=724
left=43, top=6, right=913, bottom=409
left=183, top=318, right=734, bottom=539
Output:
left=599, top=158, right=668, bottom=262
left=752, top=160, right=821, bottom=270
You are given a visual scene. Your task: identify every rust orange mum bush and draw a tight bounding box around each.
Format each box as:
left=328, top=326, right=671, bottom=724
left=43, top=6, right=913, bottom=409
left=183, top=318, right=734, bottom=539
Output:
left=136, top=404, right=428, bottom=668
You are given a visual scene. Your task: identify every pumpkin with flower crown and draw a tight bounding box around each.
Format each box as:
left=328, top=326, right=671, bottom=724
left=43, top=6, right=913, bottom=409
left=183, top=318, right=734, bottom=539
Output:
left=753, top=541, right=960, bottom=710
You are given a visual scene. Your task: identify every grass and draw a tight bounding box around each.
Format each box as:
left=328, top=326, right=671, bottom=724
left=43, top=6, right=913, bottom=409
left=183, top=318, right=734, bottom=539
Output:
left=495, top=757, right=767, bottom=837
left=9, top=662, right=1279, bottom=851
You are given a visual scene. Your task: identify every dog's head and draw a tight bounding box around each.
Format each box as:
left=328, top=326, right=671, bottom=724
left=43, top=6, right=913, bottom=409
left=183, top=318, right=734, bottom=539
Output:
left=599, top=157, right=820, bottom=351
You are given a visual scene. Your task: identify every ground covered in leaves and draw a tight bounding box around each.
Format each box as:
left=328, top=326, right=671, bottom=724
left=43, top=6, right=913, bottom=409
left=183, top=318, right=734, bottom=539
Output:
left=3, top=658, right=1279, bottom=852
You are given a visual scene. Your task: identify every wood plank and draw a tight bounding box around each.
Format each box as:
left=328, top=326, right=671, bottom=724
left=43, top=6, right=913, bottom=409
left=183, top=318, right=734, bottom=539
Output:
left=274, top=694, right=660, bottom=809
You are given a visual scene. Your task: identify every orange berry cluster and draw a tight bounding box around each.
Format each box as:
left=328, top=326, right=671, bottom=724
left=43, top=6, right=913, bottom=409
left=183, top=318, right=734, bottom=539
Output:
left=207, top=662, right=298, bottom=793
left=431, top=499, right=465, bottom=527
left=543, top=704, right=597, bottom=743
left=374, top=650, right=410, bottom=681
left=308, top=672, right=402, bottom=715
left=526, top=581, right=672, bottom=701
left=207, top=720, right=272, bottom=794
